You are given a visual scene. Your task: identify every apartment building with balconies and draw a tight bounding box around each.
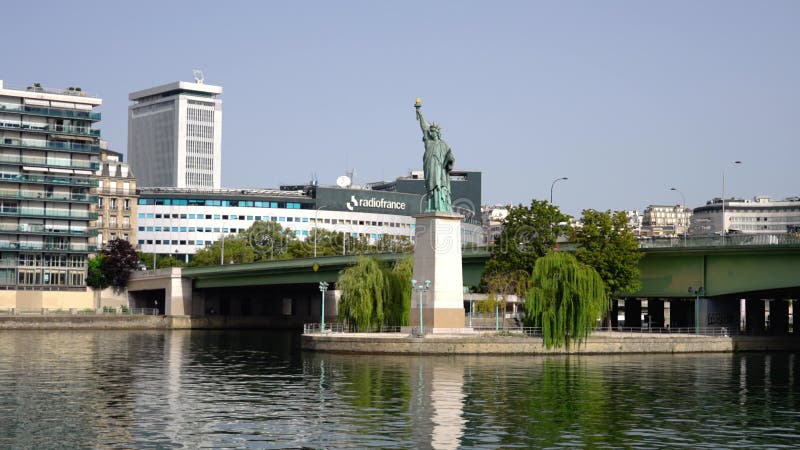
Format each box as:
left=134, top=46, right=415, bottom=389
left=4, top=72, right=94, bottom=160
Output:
left=0, top=79, right=100, bottom=307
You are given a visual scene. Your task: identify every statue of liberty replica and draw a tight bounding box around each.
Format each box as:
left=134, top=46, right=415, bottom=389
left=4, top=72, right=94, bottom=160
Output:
left=411, top=99, right=465, bottom=332
left=415, top=99, right=455, bottom=213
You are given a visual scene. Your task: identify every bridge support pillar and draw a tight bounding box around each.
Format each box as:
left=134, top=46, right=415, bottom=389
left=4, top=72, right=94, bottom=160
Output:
left=769, top=299, right=789, bottom=335
left=794, top=300, right=800, bottom=335
left=670, top=300, right=693, bottom=328
left=624, top=299, right=641, bottom=328
left=705, top=297, right=740, bottom=332
left=745, top=299, right=766, bottom=334
left=647, top=299, right=665, bottom=328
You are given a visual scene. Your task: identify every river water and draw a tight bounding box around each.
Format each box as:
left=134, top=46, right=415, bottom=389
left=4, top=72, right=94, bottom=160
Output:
left=0, top=330, right=798, bottom=449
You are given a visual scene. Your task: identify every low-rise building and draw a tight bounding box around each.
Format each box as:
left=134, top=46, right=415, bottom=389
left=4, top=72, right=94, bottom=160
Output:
left=641, top=204, right=692, bottom=237
left=690, top=196, right=800, bottom=236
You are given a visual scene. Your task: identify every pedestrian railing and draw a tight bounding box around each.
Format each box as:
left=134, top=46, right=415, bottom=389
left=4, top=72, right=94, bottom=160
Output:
left=303, top=323, right=739, bottom=337
left=0, top=307, right=160, bottom=316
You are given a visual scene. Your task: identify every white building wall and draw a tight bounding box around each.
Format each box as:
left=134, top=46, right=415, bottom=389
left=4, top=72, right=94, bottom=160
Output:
left=136, top=205, right=417, bottom=257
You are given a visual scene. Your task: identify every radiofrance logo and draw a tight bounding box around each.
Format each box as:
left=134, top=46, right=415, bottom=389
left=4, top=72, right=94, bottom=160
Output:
left=346, top=195, right=406, bottom=211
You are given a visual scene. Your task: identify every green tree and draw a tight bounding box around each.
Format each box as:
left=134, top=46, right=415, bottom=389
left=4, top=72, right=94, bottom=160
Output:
left=525, top=251, right=609, bottom=349
left=573, top=209, right=642, bottom=325
left=337, top=257, right=388, bottom=330
left=288, top=228, right=343, bottom=258
left=481, top=200, right=570, bottom=290
left=244, top=220, right=297, bottom=261
left=383, top=255, right=413, bottom=326
left=100, top=238, right=140, bottom=289
left=86, top=255, right=109, bottom=289
left=477, top=270, right=530, bottom=322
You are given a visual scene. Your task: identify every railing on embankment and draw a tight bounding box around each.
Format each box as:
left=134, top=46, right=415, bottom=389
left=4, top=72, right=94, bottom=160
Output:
left=303, top=323, right=742, bottom=337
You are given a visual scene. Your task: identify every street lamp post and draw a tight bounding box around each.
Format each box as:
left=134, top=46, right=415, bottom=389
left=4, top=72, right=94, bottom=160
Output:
left=314, top=206, right=327, bottom=258
left=670, top=187, right=687, bottom=247
left=411, top=279, right=431, bottom=336
left=721, top=161, right=742, bottom=245
left=319, top=281, right=329, bottom=332
left=220, top=234, right=225, bottom=265
left=689, top=286, right=705, bottom=335
left=550, top=177, right=568, bottom=204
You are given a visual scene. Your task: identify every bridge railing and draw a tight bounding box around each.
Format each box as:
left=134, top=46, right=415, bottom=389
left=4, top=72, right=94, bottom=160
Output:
left=639, top=233, right=800, bottom=249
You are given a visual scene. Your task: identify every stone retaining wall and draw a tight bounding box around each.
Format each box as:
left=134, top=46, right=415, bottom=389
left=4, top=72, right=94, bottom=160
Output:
left=0, top=315, right=305, bottom=330
left=301, top=331, right=800, bottom=354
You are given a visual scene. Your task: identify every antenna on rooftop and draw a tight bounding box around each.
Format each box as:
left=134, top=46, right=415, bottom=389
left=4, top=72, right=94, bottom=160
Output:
left=192, top=69, right=205, bottom=84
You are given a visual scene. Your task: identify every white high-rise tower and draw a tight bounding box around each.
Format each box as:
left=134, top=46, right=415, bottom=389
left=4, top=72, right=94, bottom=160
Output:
left=128, top=79, right=222, bottom=189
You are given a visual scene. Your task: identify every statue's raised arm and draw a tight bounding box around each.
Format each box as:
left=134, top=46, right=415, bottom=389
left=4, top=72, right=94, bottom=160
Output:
left=413, top=99, right=455, bottom=213
left=415, top=98, right=429, bottom=136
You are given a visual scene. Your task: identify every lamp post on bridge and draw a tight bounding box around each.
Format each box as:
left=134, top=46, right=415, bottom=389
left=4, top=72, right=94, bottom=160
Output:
left=314, top=206, right=327, bottom=258
left=670, top=187, right=687, bottom=247
left=721, top=161, right=742, bottom=245
left=550, top=177, right=568, bottom=204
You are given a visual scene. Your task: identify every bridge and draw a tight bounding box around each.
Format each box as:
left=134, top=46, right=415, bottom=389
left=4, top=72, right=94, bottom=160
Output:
left=126, top=236, right=800, bottom=333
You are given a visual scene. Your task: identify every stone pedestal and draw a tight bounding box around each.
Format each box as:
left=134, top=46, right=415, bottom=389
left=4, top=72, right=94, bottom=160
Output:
left=412, top=212, right=465, bottom=330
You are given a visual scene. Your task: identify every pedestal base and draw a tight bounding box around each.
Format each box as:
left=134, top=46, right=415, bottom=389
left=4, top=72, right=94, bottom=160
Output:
left=412, top=212, right=465, bottom=331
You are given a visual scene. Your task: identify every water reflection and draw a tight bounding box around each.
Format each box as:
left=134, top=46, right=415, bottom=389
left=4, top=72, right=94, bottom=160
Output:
left=0, top=331, right=798, bottom=448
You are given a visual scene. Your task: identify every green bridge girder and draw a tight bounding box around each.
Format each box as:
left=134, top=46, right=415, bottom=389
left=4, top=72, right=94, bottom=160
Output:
left=181, top=246, right=800, bottom=298
left=632, top=245, right=800, bottom=298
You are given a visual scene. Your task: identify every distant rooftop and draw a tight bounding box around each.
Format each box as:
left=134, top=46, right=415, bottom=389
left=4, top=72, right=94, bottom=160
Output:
left=138, top=186, right=308, bottom=198
left=129, top=81, right=223, bottom=101
left=0, top=80, right=101, bottom=104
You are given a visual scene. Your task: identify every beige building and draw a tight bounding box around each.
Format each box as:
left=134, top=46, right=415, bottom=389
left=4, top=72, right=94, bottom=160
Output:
left=92, top=144, right=137, bottom=249
left=641, top=204, right=692, bottom=237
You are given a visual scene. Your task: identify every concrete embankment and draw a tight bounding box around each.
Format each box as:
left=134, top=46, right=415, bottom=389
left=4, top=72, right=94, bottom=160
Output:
left=0, top=315, right=304, bottom=330
left=301, top=331, right=800, bottom=354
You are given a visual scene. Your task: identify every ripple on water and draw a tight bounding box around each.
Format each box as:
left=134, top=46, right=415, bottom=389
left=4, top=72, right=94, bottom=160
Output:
left=0, top=331, right=799, bottom=449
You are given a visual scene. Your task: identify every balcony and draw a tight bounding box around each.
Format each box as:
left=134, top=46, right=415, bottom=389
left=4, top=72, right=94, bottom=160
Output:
left=0, top=208, right=97, bottom=220
left=1, top=137, right=100, bottom=154
left=94, top=188, right=135, bottom=196
left=0, top=173, right=99, bottom=187
left=0, top=189, right=97, bottom=203
left=0, top=241, right=95, bottom=252
left=0, top=223, right=90, bottom=236
left=0, top=120, right=100, bottom=138
left=0, top=102, right=101, bottom=121
left=0, top=154, right=99, bottom=171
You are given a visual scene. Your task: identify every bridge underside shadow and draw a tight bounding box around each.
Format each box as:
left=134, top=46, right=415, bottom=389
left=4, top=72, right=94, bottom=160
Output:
left=192, top=283, right=326, bottom=328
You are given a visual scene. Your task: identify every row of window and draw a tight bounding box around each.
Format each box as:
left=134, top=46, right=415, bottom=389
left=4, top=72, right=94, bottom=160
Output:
left=97, top=197, right=132, bottom=210
left=96, top=215, right=130, bottom=228
left=137, top=212, right=411, bottom=228
left=138, top=232, right=389, bottom=247
left=140, top=226, right=244, bottom=233
left=730, top=216, right=800, bottom=222
left=137, top=198, right=306, bottom=208
left=16, top=253, right=86, bottom=268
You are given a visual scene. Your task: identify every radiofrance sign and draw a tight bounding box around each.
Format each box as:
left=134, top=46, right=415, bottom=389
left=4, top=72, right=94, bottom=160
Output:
left=346, top=195, right=406, bottom=211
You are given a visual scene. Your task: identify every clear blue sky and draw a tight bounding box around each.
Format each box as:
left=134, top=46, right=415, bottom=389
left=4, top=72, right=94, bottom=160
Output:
left=4, top=1, right=798, bottom=216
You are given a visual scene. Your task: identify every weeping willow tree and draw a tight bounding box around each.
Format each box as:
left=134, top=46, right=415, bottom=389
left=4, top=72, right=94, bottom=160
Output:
left=338, top=256, right=413, bottom=330
left=383, top=255, right=413, bottom=326
left=337, top=257, right=387, bottom=330
left=525, top=251, right=609, bottom=349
